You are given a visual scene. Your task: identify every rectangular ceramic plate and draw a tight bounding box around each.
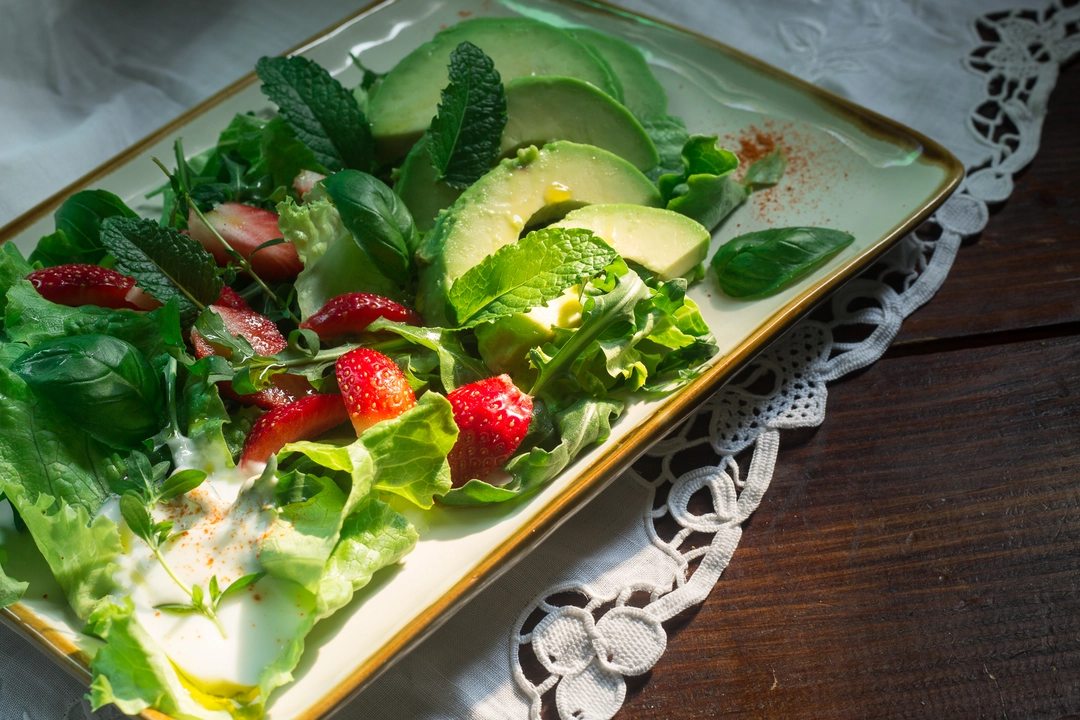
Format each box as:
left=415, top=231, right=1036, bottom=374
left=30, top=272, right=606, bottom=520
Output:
left=0, top=0, right=963, bottom=718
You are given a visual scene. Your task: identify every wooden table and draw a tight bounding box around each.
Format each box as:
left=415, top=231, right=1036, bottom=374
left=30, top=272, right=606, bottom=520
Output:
left=606, top=55, right=1080, bottom=720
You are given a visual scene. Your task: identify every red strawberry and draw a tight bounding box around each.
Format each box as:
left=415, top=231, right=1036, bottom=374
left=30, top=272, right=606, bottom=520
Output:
left=446, top=375, right=532, bottom=487
left=293, top=170, right=327, bottom=199
left=27, top=264, right=159, bottom=311
left=215, top=285, right=252, bottom=311
left=191, top=305, right=314, bottom=409
left=238, top=394, right=349, bottom=471
left=335, top=347, right=416, bottom=435
left=299, top=292, right=422, bottom=342
left=187, top=202, right=302, bottom=282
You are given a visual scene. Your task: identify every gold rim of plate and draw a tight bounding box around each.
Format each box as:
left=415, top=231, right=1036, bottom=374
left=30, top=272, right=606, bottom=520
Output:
left=0, top=0, right=965, bottom=718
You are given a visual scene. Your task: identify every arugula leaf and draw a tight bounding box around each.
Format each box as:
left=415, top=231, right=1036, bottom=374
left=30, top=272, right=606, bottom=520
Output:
left=29, top=190, right=137, bottom=267
left=711, top=226, right=855, bottom=298
left=13, top=334, right=165, bottom=450
left=0, top=550, right=27, bottom=609
left=0, top=363, right=120, bottom=516
left=322, top=170, right=417, bottom=288
left=441, top=397, right=623, bottom=505
left=427, top=41, right=508, bottom=189
left=256, top=55, right=374, bottom=173
left=741, top=148, right=787, bottom=191
left=99, top=216, right=224, bottom=325
left=447, top=227, right=617, bottom=328
left=365, top=318, right=487, bottom=392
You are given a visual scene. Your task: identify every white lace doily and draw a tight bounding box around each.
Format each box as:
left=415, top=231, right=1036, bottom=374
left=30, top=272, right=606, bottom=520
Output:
left=1, top=2, right=1077, bottom=719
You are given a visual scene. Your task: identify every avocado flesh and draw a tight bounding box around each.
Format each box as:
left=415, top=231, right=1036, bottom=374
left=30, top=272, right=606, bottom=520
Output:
left=476, top=289, right=583, bottom=381
left=550, top=204, right=711, bottom=280
left=415, top=142, right=663, bottom=326
left=396, top=77, right=660, bottom=231
left=501, top=77, right=659, bottom=171
left=568, top=28, right=669, bottom=121
left=369, top=18, right=618, bottom=162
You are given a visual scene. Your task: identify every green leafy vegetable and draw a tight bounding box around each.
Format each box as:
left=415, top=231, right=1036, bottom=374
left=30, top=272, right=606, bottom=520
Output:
left=99, top=216, right=223, bottom=325
left=0, top=363, right=121, bottom=516
left=447, top=227, right=617, bottom=328
left=259, top=470, right=347, bottom=592
left=741, top=148, right=787, bottom=190
left=29, top=190, right=137, bottom=267
left=427, top=41, right=508, bottom=189
left=256, top=55, right=374, bottom=173
left=711, top=226, right=855, bottom=298
left=0, top=244, right=32, bottom=318
left=659, top=134, right=747, bottom=231
left=441, top=397, right=623, bottom=505
left=365, top=318, right=487, bottom=392
left=641, top=115, right=689, bottom=182
left=0, top=550, right=27, bottom=609
left=13, top=334, right=165, bottom=450
left=322, top=170, right=417, bottom=287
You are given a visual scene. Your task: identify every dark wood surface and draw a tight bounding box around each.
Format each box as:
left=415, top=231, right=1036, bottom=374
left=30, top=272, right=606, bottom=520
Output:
left=610, top=56, right=1080, bottom=720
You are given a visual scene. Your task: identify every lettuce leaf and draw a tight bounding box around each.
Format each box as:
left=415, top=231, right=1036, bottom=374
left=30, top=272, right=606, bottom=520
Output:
left=259, top=471, right=347, bottom=593
left=0, top=549, right=28, bottom=608
left=86, top=598, right=233, bottom=720
left=0, top=244, right=32, bottom=319
left=659, top=134, right=747, bottom=231
left=3, top=483, right=120, bottom=619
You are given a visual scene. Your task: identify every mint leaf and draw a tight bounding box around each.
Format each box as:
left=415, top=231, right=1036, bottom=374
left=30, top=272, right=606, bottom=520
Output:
left=741, top=148, right=787, bottom=191
left=29, top=190, right=137, bottom=267
left=256, top=55, right=373, bottom=173
left=427, top=41, right=507, bottom=189
left=99, top=216, right=223, bottom=325
left=711, top=226, right=855, bottom=298
left=448, top=227, right=617, bottom=328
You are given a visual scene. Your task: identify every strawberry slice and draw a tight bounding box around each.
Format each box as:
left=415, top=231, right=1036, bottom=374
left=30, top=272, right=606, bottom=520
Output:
left=27, top=264, right=158, bottom=310
left=215, top=285, right=252, bottom=311
left=187, top=202, right=302, bottom=282
left=446, top=375, right=533, bottom=487
left=293, top=170, right=327, bottom=199
left=238, top=394, right=349, bottom=471
left=335, top=347, right=416, bottom=435
left=191, top=305, right=314, bottom=409
left=299, top=292, right=422, bottom=342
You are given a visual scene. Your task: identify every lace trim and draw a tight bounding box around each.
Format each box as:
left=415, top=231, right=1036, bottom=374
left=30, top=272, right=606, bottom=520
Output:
left=510, top=3, right=1080, bottom=719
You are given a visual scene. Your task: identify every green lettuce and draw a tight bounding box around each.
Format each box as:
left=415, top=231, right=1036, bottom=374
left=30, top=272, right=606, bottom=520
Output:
left=659, top=135, right=747, bottom=230
left=0, top=244, right=32, bottom=319
left=0, top=549, right=28, bottom=609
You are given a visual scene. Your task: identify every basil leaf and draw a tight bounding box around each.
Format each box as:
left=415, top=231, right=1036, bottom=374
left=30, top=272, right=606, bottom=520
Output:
left=29, top=190, right=137, bottom=267
left=99, top=216, right=223, bottom=326
left=427, top=41, right=507, bottom=190
left=711, top=226, right=855, bottom=298
left=256, top=55, right=374, bottom=173
left=322, top=170, right=416, bottom=287
left=741, top=148, right=787, bottom=191
left=12, top=334, right=165, bottom=450
left=447, top=227, right=617, bottom=328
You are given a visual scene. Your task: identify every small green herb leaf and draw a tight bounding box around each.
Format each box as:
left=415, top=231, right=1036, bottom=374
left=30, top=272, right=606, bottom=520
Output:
left=427, top=41, right=507, bottom=189
left=322, top=170, right=417, bottom=287
left=256, top=55, right=374, bottom=173
left=120, top=493, right=153, bottom=545
left=99, top=217, right=223, bottom=326
left=153, top=603, right=198, bottom=615
left=447, top=227, right=617, bottom=327
left=711, top=226, right=855, bottom=298
left=741, top=148, right=787, bottom=191
left=217, top=572, right=266, bottom=605
left=156, top=469, right=207, bottom=502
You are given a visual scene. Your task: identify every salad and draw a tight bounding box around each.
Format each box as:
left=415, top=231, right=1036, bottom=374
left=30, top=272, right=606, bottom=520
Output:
left=0, top=15, right=852, bottom=720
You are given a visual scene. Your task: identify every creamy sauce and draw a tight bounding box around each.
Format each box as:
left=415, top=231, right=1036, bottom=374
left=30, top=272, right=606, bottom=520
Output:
left=105, top=451, right=312, bottom=694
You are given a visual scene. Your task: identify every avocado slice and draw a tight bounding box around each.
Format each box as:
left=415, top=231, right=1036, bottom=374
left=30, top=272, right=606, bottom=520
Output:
left=501, top=77, right=658, bottom=171
left=567, top=28, right=669, bottom=121
left=415, top=142, right=663, bottom=326
left=396, top=77, right=660, bottom=232
left=550, top=204, right=711, bottom=280
left=369, top=18, right=619, bottom=162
